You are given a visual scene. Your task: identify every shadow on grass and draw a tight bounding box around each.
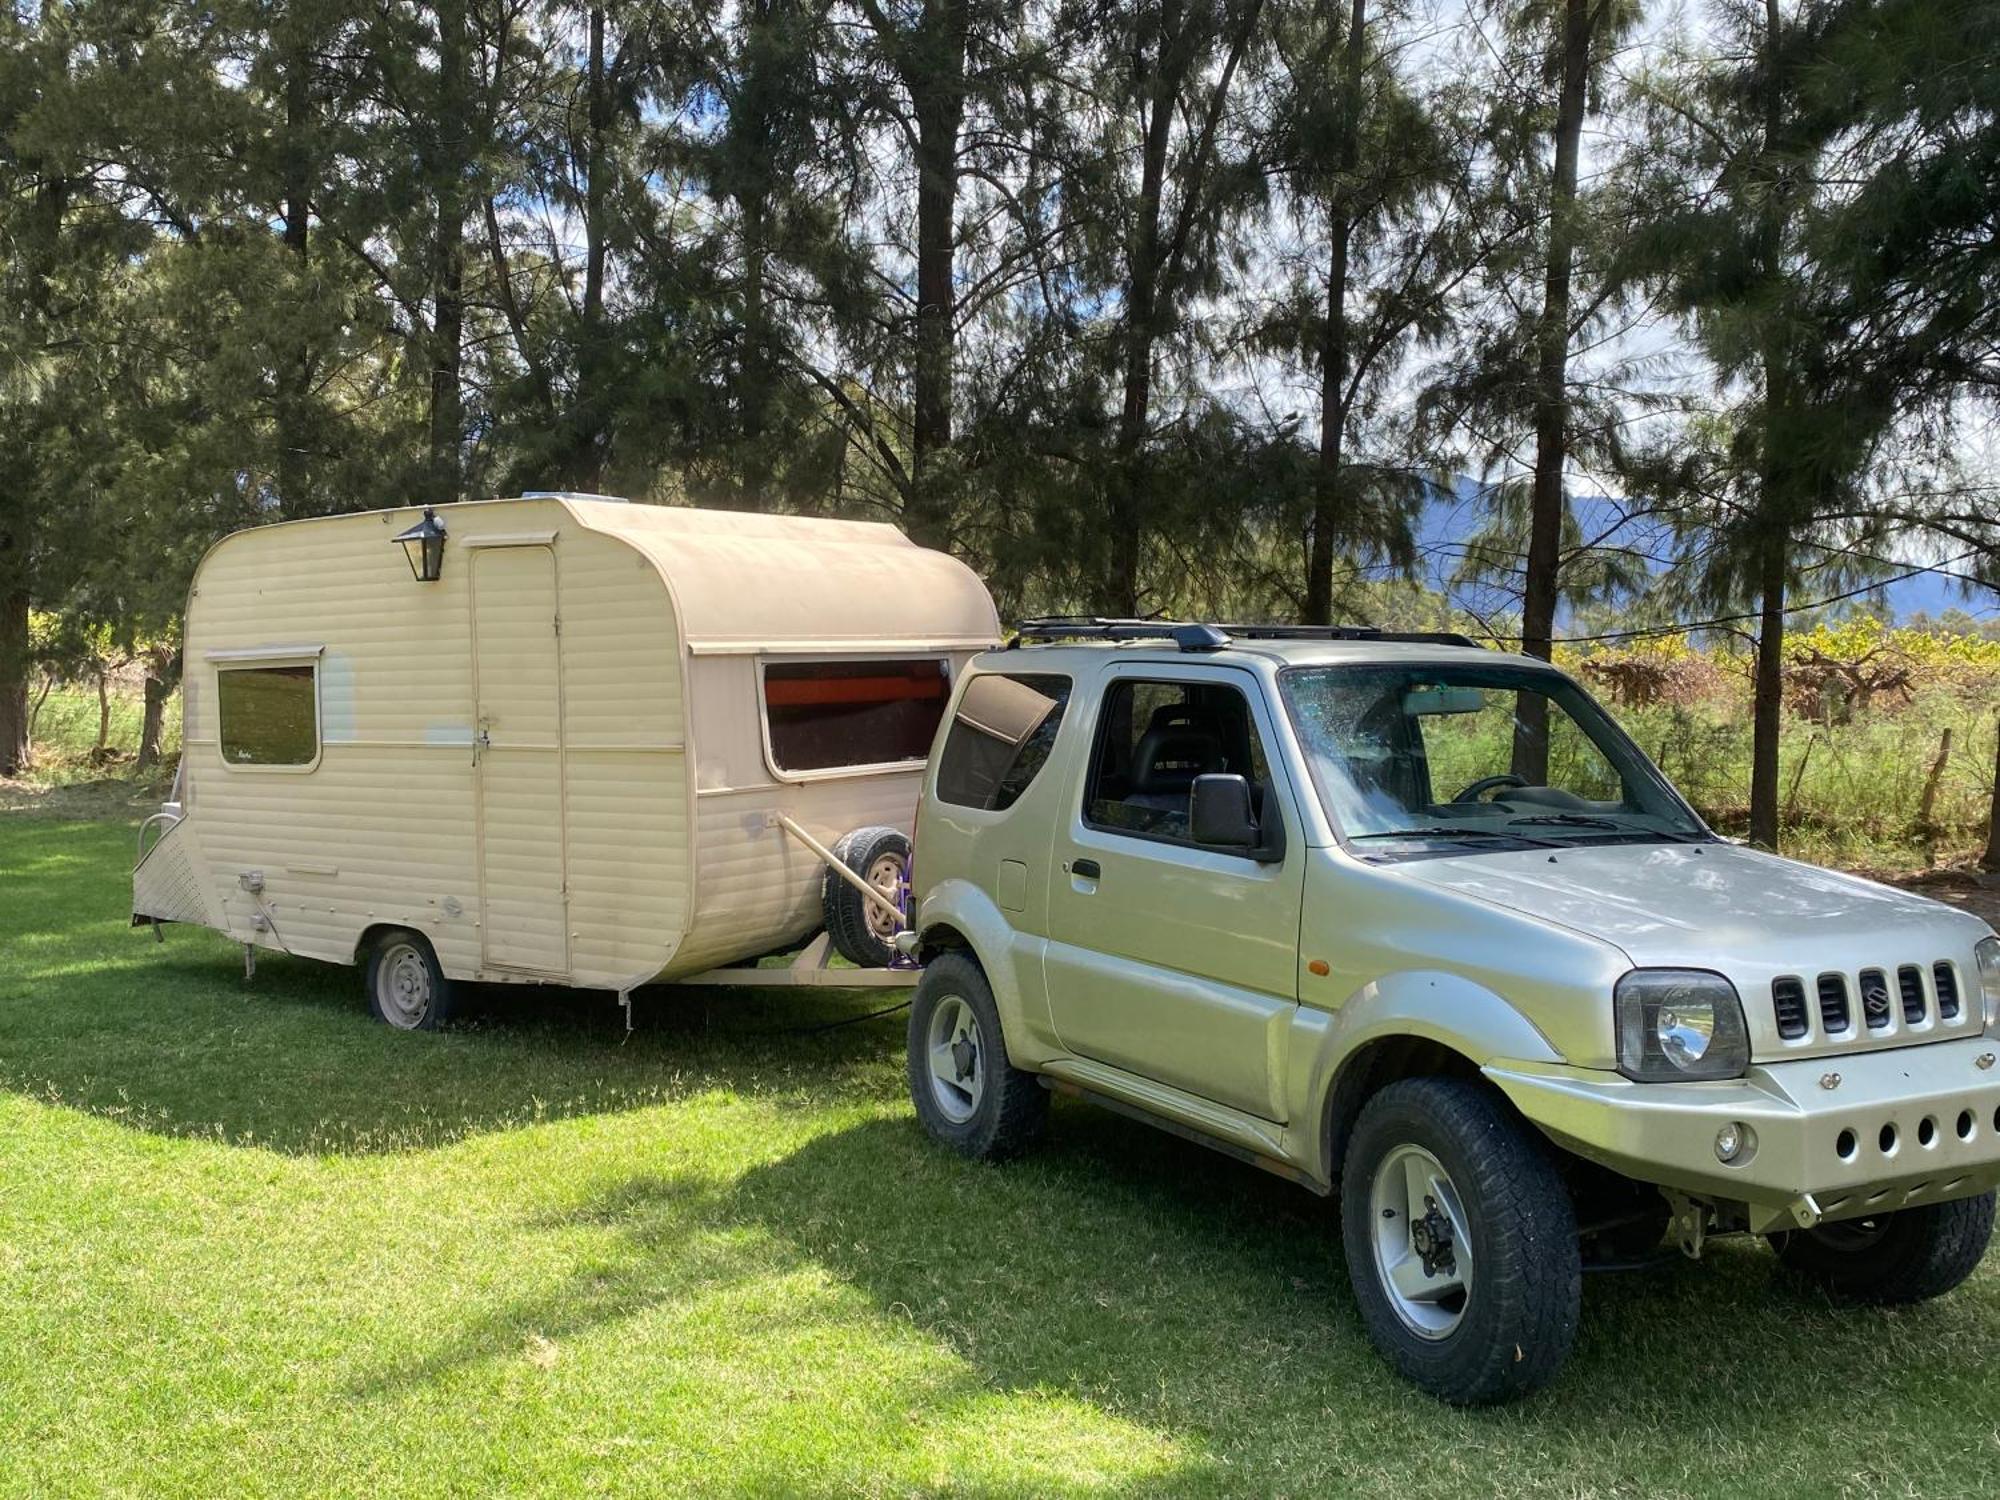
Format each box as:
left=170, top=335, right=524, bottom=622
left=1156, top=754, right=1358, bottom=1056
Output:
left=0, top=947, right=915, bottom=1156
left=352, top=1103, right=2000, bottom=1490
left=1, top=816, right=916, bottom=1155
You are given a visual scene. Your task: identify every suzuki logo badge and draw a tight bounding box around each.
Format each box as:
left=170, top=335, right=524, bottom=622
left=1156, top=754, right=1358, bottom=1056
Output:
left=1861, top=974, right=1892, bottom=1025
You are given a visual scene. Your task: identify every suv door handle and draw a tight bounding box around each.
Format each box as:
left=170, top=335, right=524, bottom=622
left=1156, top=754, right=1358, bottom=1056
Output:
left=1070, top=858, right=1101, bottom=880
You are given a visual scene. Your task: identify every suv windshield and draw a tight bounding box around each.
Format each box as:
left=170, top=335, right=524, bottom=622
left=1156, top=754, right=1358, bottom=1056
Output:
left=1279, top=662, right=1709, bottom=854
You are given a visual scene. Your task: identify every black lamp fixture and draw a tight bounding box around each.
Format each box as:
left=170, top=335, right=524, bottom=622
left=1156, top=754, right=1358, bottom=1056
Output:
left=392, top=506, right=448, bottom=582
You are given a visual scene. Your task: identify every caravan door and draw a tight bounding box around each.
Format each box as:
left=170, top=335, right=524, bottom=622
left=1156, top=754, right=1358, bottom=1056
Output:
left=470, top=544, right=570, bottom=975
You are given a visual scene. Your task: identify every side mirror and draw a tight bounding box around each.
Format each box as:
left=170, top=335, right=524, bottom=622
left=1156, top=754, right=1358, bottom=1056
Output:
left=1190, top=774, right=1283, bottom=861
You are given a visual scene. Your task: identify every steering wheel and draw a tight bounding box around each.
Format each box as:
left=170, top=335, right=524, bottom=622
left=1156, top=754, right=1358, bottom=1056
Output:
left=1453, top=773, right=1527, bottom=804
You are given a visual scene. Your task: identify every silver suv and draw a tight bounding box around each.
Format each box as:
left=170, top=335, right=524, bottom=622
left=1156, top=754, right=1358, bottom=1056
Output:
left=897, top=620, right=2000, bottom=1404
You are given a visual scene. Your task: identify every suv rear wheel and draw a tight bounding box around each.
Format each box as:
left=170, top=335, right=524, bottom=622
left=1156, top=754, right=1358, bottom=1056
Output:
left=906, top=952, right=1047, bottom=1161
left=1340, top=1077, right=1581, bottom=1405
left=1771, top=1192, right=1995, bottom=1304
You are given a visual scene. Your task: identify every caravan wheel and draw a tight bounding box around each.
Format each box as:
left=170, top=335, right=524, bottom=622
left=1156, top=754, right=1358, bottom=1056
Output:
left=366, top=929, right=456, bottom=1031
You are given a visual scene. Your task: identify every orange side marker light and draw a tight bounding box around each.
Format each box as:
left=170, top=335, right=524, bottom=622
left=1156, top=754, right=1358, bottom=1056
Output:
left=1306, top=959, right=1330, bottom=977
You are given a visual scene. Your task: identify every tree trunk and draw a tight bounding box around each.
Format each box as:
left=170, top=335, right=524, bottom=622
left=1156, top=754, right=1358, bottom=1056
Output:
left=1512, top=0, right=1591, bottom=782
left=730, top=0, right=780, bottom=509
left=571, top=3, right=611, bottom=490
left=1304, top=0, right=1369, bottom=627
left=484, top=197, right=557, bottom=422
left=138, top=679, right=167, bottom=772
left=274, top=20, right=313, bottom=512
left=0, top=584, right=25, bottom=777
left=1749, top=528, right=1787, bottom=850
left=1, top=172, right=65, bottom=776
left=95, top=668, right=112, bottom=757
left=903, top=0, right=970, bottom=551
left=1305, top=220, right=1352, bottom=627
left=137, top=650, right=179, bottom=772
left=1981, top=710, right=2000, bottom=875
left=1746, top=0, right=1794, bottom=854
left=428, top=0, right=468, bottom=501
left=1109, top=0, right=1185, bottom=616
left=30, top=671, right=54, bottom=737
left=740, top=198, right=772, bottom=507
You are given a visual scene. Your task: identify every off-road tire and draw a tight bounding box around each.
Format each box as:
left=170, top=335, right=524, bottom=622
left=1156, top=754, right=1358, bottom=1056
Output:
left=1772, top=1192, right=1995, bottom=1305
left=1340, top=1077, right=1581, bottom=1406
left=822, top=825, right=909, bottom=968
left=364, top=928, right=456, bottom=1032
left=906, top=952, right=1047, bottom=1161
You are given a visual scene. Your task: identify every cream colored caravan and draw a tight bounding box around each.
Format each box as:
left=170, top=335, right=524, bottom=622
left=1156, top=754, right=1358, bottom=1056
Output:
left=132, top=496, right=999, bottom=1029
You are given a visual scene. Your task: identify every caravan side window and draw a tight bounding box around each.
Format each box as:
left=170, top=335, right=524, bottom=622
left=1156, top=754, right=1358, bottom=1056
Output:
left=217, top=664, right=319, bottom=767
left=763, top=658, right=951, bottom=774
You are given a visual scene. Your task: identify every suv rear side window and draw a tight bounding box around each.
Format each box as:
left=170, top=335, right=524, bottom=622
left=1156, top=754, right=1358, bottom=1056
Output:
left=1084, top=678, right=1271, bottom=842
left=934, top=673, right=1071, bottom=811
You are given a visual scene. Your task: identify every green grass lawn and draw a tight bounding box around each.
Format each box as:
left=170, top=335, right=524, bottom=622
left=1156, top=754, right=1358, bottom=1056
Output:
left=4, top=812, right=2000, bottom=1498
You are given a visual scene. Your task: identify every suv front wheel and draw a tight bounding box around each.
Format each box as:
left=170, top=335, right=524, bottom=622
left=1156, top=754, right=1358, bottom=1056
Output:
left=906, top=952, right=1048, bottom=1161
left=1340, top=1077, right=1581, bottom=1405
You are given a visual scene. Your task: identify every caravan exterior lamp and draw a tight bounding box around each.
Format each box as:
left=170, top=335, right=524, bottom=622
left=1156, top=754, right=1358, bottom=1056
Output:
left=392, top=506, right=447, bottom=582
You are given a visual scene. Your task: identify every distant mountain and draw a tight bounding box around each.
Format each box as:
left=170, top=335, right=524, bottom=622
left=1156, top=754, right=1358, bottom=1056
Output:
left=1409, top=481, right=1997, bottom=630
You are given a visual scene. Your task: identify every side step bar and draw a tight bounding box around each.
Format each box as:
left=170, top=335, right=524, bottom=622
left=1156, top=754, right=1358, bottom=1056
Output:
left=1040, top=1076, right=1330, bottom=1196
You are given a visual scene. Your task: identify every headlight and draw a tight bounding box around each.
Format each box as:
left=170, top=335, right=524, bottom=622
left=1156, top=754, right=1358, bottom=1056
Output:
left=1977, top=937, right=2000, bottom=1034
left=1615, top=969, right=1750, bottom=1082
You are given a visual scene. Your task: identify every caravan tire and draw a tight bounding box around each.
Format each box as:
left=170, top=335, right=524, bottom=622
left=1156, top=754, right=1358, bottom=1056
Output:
left=822, top=826, right=910, bottom=968
left=365, top=929, right=456, bottom=1032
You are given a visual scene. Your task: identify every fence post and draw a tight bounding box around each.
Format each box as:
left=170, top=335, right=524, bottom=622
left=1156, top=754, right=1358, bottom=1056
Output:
left=1917, top=727, right=1952, bottom=867
left=1982, top=710, right=2000, bottom=877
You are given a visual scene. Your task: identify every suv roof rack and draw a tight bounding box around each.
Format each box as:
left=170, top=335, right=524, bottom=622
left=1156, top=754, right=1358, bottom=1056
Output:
left=1008, top=617, right=1481, bottom=652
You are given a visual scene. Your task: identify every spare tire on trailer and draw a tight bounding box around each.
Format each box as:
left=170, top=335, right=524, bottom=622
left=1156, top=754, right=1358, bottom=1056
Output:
left=822, top=825, right=910, bottom=968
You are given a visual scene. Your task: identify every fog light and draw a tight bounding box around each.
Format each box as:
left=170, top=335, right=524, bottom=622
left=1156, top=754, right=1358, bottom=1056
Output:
left=1715, top=1122, right=1746, bottom=1163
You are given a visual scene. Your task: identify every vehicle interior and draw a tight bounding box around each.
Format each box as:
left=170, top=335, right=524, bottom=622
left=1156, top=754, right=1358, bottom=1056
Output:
left=1085, top=681, right=1274, bottom=840
left=1283, top=665, right=1705, bottom=843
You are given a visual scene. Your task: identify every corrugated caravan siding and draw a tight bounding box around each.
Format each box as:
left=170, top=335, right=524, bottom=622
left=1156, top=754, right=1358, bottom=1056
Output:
left=181, top=502, right=689, bottom=989
left=546, top=525, right=689, bottom=986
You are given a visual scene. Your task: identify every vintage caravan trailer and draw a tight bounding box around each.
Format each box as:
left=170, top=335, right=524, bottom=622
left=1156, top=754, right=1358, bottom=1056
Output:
left=132, top=496, right=1000, bottom=1028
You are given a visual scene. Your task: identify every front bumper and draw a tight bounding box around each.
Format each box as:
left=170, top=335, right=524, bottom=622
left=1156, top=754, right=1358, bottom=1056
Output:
left=1487, top=1036, right=2000, bottom=1233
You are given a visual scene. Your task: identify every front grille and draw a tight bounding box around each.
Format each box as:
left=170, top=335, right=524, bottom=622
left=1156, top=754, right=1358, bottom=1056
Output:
left=1772, top=976, right=1809, bottom=1039
left=1898, top=965, right=1926, bottom=1024
left=1771, top=958, right=1969, bottom=1041
left=1935, top=962, right=1961, bottom=1020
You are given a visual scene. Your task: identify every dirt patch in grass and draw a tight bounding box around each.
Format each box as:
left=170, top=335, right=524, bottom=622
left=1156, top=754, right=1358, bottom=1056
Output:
left=0, top=775, right=167, bottom=821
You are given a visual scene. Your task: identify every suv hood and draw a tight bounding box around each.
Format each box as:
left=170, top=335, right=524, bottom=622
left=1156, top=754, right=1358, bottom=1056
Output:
left=1391, top=841, right=1986, bottom=971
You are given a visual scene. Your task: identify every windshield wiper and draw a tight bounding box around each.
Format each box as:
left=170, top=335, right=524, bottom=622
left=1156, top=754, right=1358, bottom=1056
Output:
left=1354, top=826, right=1563, bottom=850
left=1507, top=814, right=1708, bottom=843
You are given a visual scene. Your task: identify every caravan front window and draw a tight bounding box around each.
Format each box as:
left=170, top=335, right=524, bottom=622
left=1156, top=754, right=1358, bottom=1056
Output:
left=217, top=664, right=319, bottom=767
left=762, top=658, right=950, bottom=774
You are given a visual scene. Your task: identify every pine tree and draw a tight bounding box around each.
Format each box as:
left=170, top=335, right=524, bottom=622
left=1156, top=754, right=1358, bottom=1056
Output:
left=1254, top=0, right=1479, bottom=623
left=1077, top=0, right=1271, bottom=614
left=1625, top=0, right=1911, bottom=850
left=0, top=2, right=154, bottom=772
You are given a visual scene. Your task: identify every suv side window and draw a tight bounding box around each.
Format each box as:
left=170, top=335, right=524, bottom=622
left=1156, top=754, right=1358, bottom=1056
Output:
left=1084, top=677, right=1272, bottom=844
left=934, top=672, right=1072, bottom=811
